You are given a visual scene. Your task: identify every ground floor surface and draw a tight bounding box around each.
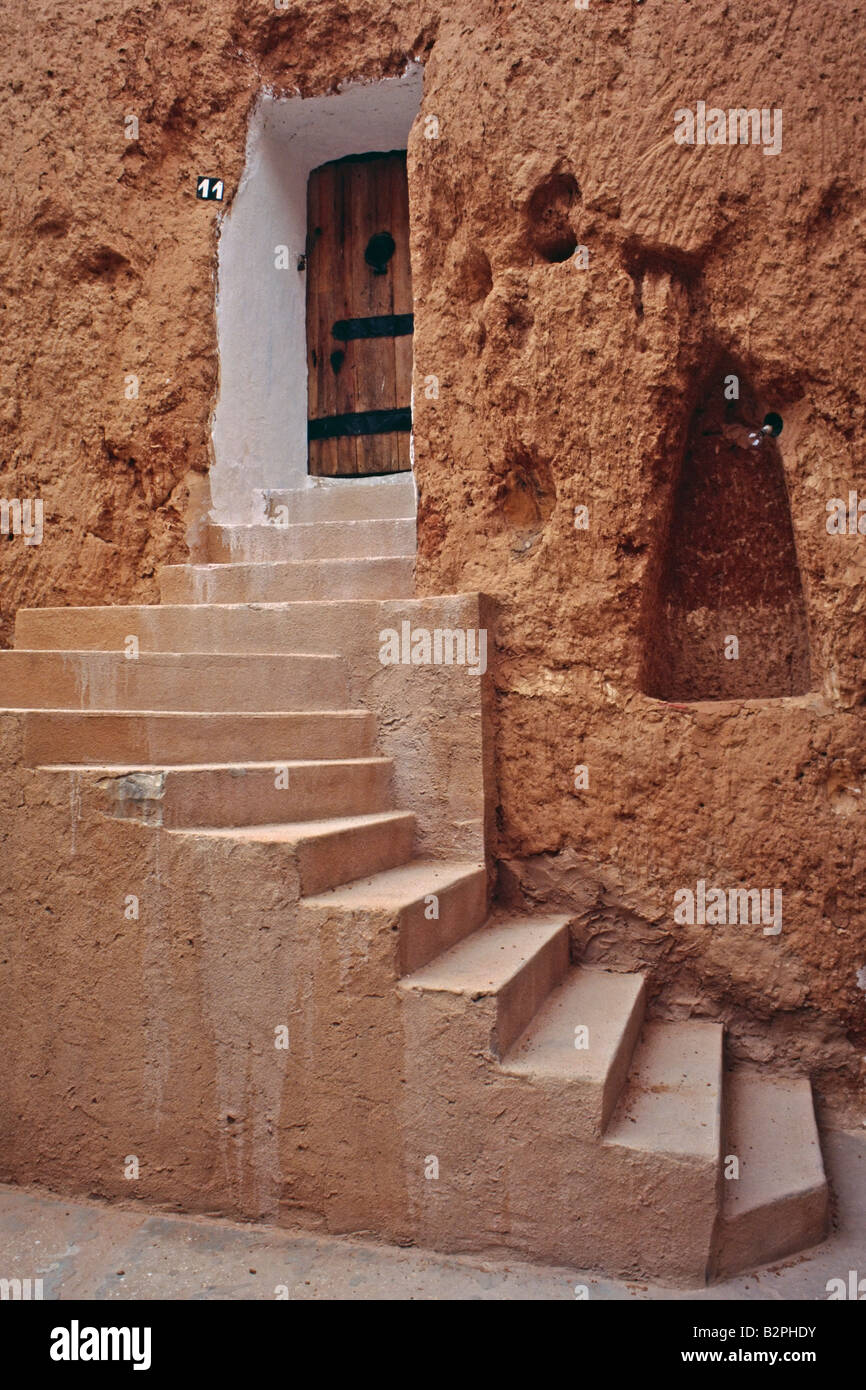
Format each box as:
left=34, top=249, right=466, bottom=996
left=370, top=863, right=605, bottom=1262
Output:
left=1, top=1126, right=863, bottom=1300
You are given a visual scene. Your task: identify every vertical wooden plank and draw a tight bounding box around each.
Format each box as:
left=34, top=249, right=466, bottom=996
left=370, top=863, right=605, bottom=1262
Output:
left=345, top=157, right=368, bottom=475
left=390, top=152, right=413, bottom=472
left=306, top=164, right=325, bottom=476
left=306, top=150, right=414, bottom=477
left=308, top=163, right=338, bottom=477
left=355, top=155, right=389, bottom=475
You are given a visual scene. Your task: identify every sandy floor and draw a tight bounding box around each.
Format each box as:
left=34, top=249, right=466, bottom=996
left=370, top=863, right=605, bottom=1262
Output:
left=0, top=1127, right=862, bottom=1300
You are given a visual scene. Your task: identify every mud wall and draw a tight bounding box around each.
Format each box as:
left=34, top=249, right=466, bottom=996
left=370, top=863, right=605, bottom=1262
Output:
left=1, top=1, right=864, bottom=1098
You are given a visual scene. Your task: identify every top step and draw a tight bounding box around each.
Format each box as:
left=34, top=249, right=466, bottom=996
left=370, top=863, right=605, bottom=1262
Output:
left=254, top=475, right=416, bottom=526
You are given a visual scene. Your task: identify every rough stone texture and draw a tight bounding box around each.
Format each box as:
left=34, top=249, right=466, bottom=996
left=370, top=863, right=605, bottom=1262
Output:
left=0, top=0, right=864, bottom=1115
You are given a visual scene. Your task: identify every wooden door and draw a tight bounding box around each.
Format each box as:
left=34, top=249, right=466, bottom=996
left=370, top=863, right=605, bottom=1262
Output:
left=306, top=151, right=413, bottom=477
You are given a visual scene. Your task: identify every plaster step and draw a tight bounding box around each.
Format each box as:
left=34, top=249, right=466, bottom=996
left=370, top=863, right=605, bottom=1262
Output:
left=21, top=709, right=376, bottom=765
left=255, top=475, right=416, bottom=525
left=159, top=556, right=415, bottom=605
left=206, top=517, right=416, bottom=564
left=41, top=758, right=395, bottom=829
left=0, top=650, right=348, bottom=712
left=710, top=1071, right=830, bottom=1279
left=14, top=595, right=484, bottom=655
left=305, top=859, right=488, bottom=973
left=171, top=810, right=417, bottom=895
left=504, top=967, right=646, bottom=1136
left=401, top=916, right=571, bottom=1057
left=604, top=1020, right=724, bottom=1162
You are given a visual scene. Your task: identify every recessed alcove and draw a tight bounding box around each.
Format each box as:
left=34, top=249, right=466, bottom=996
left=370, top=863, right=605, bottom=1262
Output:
left=641, top=370, right=812, bottom=702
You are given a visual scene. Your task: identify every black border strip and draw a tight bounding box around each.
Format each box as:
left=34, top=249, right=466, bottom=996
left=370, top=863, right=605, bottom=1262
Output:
left=331, top=314, right=414, bottom=341
left=308, top=407, right=412, bottom=440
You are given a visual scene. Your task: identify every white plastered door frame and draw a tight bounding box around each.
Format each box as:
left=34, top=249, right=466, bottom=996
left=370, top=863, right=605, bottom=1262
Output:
left=210, top=66, right=423, bottom=525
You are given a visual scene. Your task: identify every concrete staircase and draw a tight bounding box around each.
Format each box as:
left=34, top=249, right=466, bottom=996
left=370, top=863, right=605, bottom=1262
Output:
left=0, top=472, right=830, bottom=1285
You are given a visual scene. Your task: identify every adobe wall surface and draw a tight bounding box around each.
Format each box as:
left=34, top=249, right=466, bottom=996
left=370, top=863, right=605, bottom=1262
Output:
left=0, top=1, right=864, bottom=1100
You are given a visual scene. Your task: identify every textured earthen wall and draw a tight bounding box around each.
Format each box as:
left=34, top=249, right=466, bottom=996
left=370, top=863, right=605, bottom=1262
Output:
left=1, top=1, right=864, bottom=1101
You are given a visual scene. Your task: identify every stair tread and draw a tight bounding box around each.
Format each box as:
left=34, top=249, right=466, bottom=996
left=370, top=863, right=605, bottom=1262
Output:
left=169, top=810, right=414, bottom=842
left=304, top=858, right=485, bottom=907
left=605, top=1020, right=723, bottom=1159
left=504, top=967, right=645, bottom=1082
left=721, top=1071, right=827, bottom=1218
left=4, top=648, right=342, bottom=660
left=24, top=707, right=369, bottom=717
left=17, top=597, right=471, bottom=617
left=162, top=556, right=416, bottom=573
left=258, top=477, right=415, bottom=492
left=401, top=915, right=570, bottom=996
left=211, top=519, right=414, bottom=534
left=39, top=758, right=391, bottom=773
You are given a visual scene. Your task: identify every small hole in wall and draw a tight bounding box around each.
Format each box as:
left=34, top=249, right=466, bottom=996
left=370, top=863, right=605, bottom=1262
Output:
left=763, top=411, right=783, bottom=437
left=641, top=371, right=810, bottom=702
left=496, top=448, right=557, bottom=537
left=525, top=172, right=580, bottom=263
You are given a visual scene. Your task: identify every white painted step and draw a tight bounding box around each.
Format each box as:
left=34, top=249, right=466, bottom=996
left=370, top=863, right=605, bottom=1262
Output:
left=206, top=517, right=416, bottom=564
left=159, top=556, right=415, bottom=605
left=256, top=474, right=416, bottom=524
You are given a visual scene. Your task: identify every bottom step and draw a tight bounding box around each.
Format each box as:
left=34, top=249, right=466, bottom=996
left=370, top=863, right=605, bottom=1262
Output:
left=710, top=1070, right=830, bottom=1279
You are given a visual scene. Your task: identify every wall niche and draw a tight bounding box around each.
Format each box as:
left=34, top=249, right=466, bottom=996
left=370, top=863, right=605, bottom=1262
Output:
left=641, top=368, right=812, bottom=702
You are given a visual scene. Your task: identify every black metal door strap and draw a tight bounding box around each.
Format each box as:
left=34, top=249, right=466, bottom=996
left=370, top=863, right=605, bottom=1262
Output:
left=308, top=407, right=412, bottom=440
left=331, top=314, right=414, bottom=341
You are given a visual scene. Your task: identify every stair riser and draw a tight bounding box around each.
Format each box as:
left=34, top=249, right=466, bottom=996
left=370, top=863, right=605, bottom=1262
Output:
left=23, top=712, right=376, bottom=765
left=159, top=762, right=394, bottom=829
left=504, top=971, right=649, bottom=1139
left=599, top=981, right=648, bottom=1132
left=159, top=558, right=414, bottom=605
left=14, top=596, right=484, bottom=656
left=711, top=1188, right=830, bottom=1280
left=207, top=519, right=416, bottom=564
left=400, top=990, right=721, bottom=1282
left=399, top=870, right=489, bottom=974
left=709, top=1073, right=830, bottom=1279
left=494, top=929, right=570, bottom=1057
left=257, top=479, right=415, bottom=524
left=297, top=816, right=416, bottom=895
left=0, top=653, right=348, bottom=713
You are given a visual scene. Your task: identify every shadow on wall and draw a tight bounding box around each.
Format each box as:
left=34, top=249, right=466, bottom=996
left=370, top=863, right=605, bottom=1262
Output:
left=641, top=367, right=812, bottom=702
